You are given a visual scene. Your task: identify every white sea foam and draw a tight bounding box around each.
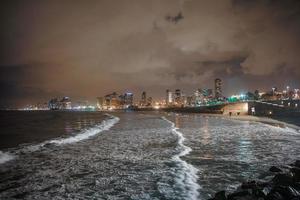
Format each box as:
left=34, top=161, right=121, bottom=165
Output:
left=162, top=116, right=201, bottom=200
left=2, top=114, right=120, bottom=162
left=0, top=151, right=14, bottom=164
left=47, top=114, right=119, bottom=145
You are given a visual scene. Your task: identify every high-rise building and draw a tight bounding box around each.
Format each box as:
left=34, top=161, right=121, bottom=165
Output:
left=48, top=98, right=59, bottom=110
left=174, top=89, right=182, bottom=106
left=175, top=89, right=181, bottom=99
left=193, top=89, right=203, bottom=106
left=48, top=97, right=71, bottom=110
left=147, top=97, right=153, bottom=106
left=105, top=92, right=120, bottom=109
left=166, top=89, right=173, bottom=105
left=215, top=78, right=222, bottom=99
left=140, top=91, right=147, bottom=107
left=124, top=92, right=133, bottom=107
left=60, top=97, right=72, bottom=110
left=202, top=89, right=213, bottom=97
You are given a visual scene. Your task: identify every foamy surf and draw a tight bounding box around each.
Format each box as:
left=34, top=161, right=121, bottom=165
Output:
left=0, top=151, right=14, bottom=164
left=47, top=114, right=119, bottom=145
left=1, top=114, right=120, bottom=163
left=162, top=116, right=200, bottom=200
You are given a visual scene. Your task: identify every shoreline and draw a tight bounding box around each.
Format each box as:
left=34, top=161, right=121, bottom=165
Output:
left=180, top=113, right=300, bottom=132
left=222, top=115, right=300, bottom=132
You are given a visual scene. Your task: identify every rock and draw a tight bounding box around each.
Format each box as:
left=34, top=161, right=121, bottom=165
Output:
left=270, top=186, right=300, bottom=199
left=214, top=190, right=227, bottom=200
left=266, top=191, right=284, bottom=200
left=257, top=182, right=270, bottom=188
left=270, top=166, right=283, bottom=173
left=291, top=167, right=300, bottom=182
left=241, top=181, right=257, bottom=190
left=262, top=185, right=272, bottom=196
left=295, top=160, right=300, bottom=168
left=287, top=186, right=300, bottom=198
left=272, top=174, right=294, bottom=186
left=227, top=191, right=250, bottom=200
left=208, top=161, right=300, bottom=200
left=240, top=181, right=266, bottom=198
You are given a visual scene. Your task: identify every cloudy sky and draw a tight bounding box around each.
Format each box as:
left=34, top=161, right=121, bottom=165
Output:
left=1, top=0, right=300, bottom=107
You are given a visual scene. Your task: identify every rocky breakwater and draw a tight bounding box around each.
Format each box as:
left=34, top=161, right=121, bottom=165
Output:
left=209, top=160, right=300, bottom=200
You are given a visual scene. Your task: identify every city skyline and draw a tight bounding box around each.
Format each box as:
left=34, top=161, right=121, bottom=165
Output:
left=1, top=0, right=300, bottom=108
left=19, top=79, right=300, bottom=111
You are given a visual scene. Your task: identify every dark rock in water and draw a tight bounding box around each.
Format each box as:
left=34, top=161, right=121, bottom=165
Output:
left=227, top=191, right=250, bottom=200
left=266, top=191, right=284, bottom=200
left=291, top=167, right=300, bottom=182
left=214, top=191, right=227, bottom=200
left=295, top=160, right=300, bottom=168
left=272, top=174, right=294, bottom=186
left=241, top=181, right=257, bottom=190
left=287, top=186, right=300, bottom=198
left=210, top=161, right=300, bottom=200
left=270, top=186, right=300, bottom=199
left=262, top=185, right=272, bottom=196
left=270, top=166, right=283, bottom=173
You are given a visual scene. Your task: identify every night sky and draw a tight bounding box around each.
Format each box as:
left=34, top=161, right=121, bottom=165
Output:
left=1, top=0, right=300, bottom=108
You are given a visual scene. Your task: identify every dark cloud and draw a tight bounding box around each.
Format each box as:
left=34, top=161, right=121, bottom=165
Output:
left=0, top=0, right=300, bottom=107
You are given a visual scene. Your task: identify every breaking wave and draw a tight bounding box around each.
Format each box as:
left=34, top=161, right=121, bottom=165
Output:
left=47, top=114, right=119, bottom=145
left=162, top=116, right=200, bottom=200
left=0, top=114, right=119, bottom=164
left=0, top=151, right=14, bottom=164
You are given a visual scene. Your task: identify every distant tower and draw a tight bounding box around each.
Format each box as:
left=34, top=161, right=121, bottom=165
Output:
left=215, top=78, right=222, bottom=99
left=166, top=89, right=173, bottom=105
left=141, top=91, right=146, bottom=106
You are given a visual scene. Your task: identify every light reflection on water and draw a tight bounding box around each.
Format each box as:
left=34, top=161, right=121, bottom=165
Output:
left=176, top=114, right=300, bottom=199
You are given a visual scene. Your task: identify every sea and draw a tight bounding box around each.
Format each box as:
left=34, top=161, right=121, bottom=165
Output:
left=0, top=110, right=299, bottom=199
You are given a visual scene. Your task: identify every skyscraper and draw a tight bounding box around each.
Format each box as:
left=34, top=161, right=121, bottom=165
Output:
left=174, top=89, right=182, bottom=106
left=215, top=78, right=222, bottom=99
left=166, top=89, right=173, bottom=105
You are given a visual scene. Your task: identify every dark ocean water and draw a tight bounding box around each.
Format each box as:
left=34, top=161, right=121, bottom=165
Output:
left=0, top=111, right=106, bottom=149
left=0, top=111, right=299, bottom=199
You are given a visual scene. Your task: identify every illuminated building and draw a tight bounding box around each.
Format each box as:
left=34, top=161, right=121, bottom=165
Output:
left=202, top=89, right=213, bottom=98
left=124, top=92, right=133, bottom=107
left=60, top=97, right=72, bottom=110
left=48, top=98, right=59, bottom=110
left=97, top=97, right=105, bottom=109
left=215, top=78, right=222, bottom=99
left=166, top=89, right=173, bottom=106
left=174, top=89, right=182, bottom=106
left=147, top=97, right=153, bottom=107
left=193, top=89, right=203, bottom=106
left=186, top=96, right=193, bottom=106
left=48, top=97, right=71, bottom=110
left=104, top=92, right=121, bottom=109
